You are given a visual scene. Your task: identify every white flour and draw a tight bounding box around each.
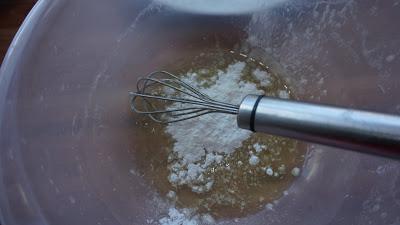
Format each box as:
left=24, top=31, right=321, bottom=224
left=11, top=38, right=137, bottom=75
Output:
left=158, top=207, right=215, bottom=225
left=291, top=167, right=301, bottom=176
left=166, top=62, right=264, bottom=192
left=278, top=90, right=289, bottom=99
left=249, top=155, right=260, bottom=166
left=253, top=68, right=272, bottom=87
left=159, top=208, right=198, bottom=225
left=253, top=142, right=266, bottom=153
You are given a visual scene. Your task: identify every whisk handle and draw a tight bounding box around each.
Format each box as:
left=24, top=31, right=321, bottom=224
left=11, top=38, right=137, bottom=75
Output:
left=237, top=95, right=400, bottom=159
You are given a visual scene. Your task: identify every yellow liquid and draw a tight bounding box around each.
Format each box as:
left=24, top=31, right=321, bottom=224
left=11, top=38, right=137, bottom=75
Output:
left=132, top=49, right=306, bottom=218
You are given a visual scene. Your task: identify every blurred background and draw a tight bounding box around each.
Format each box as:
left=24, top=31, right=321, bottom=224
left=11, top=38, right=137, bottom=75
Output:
left=0, top=0, right=37, bottom=63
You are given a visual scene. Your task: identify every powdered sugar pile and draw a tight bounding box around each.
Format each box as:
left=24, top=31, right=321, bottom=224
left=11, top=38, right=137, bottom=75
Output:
left=166, top=62, right=264, bottom=193
left=155, top=60, right=303, bottom=225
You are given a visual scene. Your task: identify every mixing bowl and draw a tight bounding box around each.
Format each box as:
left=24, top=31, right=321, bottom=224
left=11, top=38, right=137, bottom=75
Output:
left=1, top=0, right=399, bottom=224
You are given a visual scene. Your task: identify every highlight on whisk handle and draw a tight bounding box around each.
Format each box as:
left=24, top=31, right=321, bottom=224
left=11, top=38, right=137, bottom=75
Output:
left=237, top=95, right=400, bottom=159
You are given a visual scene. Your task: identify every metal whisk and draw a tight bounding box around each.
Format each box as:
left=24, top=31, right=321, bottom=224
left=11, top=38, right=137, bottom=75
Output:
left=129, top=71, right=239, bottom=123
left=129, top=71, right=400, bottom=159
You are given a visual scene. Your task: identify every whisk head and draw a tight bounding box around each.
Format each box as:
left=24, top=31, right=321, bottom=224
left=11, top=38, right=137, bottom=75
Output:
left=129, top=71, right=239, bottom=123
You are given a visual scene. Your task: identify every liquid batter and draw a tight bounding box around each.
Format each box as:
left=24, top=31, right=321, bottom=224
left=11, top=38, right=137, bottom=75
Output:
left=132, top=49, right=306, bottom=218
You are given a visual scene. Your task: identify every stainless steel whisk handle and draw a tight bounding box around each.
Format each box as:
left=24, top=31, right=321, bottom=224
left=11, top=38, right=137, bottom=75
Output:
left=237, top=95, right=400, bottom=159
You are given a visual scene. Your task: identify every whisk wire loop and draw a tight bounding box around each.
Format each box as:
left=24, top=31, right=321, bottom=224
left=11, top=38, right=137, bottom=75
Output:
left=129, top=71, right=239, bottom=123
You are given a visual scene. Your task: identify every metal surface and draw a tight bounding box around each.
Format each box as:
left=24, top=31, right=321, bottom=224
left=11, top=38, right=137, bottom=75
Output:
left=237, top=94, right=259, bottom=130
left=238, top=95, right=400, bottom=159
